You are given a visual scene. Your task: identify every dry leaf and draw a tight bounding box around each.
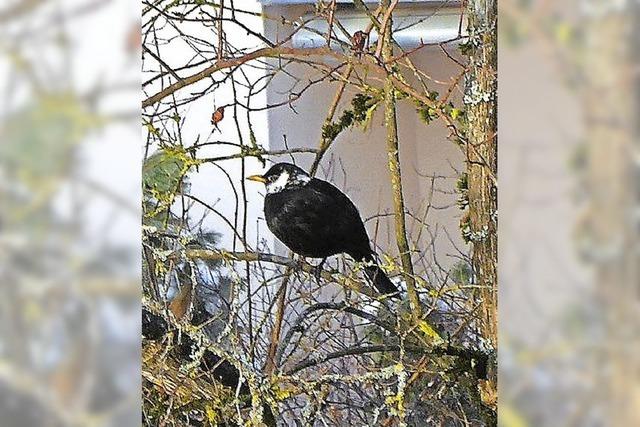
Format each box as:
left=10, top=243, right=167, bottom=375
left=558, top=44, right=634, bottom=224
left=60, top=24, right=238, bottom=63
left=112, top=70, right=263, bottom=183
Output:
left=351, top=31, right=367, bottom=56
left=211, top=106, right=225, bottom=126
left=169, top=282, right=192, bottom=320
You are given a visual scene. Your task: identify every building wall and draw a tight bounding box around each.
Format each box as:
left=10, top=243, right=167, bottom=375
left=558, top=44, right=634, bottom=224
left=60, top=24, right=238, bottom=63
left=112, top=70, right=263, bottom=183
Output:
left=181, top=1, right=467, bottom=278
left=260, top=2, right=466, bottom=274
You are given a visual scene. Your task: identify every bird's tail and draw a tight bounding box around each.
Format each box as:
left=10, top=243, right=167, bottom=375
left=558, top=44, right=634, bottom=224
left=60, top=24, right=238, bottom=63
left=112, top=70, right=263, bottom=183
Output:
left=358, top=253, right=399, bottom=296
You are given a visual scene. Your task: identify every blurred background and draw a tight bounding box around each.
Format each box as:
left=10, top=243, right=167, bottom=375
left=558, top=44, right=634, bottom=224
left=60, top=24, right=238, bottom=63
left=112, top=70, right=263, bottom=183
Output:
left=0, top=0, right=638, bottom=426
left=499, top=0, right=639, bottom=426
left=0, top=0, right=140, bottom=426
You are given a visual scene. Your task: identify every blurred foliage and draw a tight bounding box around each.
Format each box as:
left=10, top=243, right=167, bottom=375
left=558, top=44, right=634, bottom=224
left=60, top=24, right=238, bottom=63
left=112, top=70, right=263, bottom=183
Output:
left=0, top=91, right=104, bottom=232
left=1, top=92, right=102, bottom=185
left=499, top=404, right=529, bottom=427
left=143, top=146, right=200, bottom=221
left=0, top=3, right=140, bottom=424
left=450, top=260, right=473, bottom=289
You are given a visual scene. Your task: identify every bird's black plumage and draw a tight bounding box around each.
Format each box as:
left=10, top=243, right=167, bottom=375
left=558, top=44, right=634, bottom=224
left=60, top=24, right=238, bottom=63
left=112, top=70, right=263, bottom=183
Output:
left=249, top=163, right=398, bottom=296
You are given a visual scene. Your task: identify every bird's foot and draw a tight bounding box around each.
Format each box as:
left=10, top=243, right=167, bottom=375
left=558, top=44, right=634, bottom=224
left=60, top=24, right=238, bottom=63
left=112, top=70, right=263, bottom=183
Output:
left=313, top=258, right=327, bottom=283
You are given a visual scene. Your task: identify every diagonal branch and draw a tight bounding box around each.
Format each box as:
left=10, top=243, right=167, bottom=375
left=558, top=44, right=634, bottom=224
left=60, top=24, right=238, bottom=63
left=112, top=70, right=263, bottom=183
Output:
left=381, top=0, right=421, bottom=319
left=143, top=46, right=333, bottom=108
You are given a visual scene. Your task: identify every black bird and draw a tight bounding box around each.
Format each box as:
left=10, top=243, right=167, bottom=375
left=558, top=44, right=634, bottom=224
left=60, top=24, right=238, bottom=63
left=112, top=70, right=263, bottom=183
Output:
left=247, top=163, right=398, bottom=296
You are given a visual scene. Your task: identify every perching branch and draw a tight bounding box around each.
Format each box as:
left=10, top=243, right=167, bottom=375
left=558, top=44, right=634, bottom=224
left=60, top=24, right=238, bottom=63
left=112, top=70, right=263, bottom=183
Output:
left=181, top=249, right=375, bottom=298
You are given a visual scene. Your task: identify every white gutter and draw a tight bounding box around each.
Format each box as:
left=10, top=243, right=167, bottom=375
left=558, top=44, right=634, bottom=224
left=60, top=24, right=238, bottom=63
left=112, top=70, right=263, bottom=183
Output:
left=290, top=7, right=465, bottom=49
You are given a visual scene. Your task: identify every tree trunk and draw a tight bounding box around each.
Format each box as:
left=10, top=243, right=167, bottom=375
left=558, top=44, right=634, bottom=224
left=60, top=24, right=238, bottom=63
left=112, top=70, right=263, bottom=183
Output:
left=464, top=0, right=498, bottom=415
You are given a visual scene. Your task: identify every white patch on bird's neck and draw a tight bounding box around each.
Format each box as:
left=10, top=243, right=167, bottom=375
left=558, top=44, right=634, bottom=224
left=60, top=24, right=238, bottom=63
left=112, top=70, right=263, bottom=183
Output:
left=266, top=170, right=290, bottom=194
left=266, top=170, right=310, bottom=194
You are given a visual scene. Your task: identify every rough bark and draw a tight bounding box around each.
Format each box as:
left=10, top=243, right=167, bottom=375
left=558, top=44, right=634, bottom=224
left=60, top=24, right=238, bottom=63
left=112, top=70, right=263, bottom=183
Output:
left=465, top=0, right=498, bottom=415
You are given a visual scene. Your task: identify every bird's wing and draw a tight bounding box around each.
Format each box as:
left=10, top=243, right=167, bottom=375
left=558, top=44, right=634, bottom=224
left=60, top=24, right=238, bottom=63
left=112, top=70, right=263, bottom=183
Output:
left=264, top=178, right=374, bottom=258
left=306, top=178, right=373, bottom=257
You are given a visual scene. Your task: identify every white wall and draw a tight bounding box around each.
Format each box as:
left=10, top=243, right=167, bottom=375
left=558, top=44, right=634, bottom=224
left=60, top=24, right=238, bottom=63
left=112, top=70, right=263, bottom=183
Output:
left=145, top=1, right=270, bottom=253
left=261, top=2, right=466, bottom=273
left=144, top=1, right=467, bottom=274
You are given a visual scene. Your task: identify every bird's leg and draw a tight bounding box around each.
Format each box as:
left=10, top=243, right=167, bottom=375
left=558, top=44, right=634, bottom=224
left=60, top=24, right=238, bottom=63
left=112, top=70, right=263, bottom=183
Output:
left=313, top=258, right=327, bottom=283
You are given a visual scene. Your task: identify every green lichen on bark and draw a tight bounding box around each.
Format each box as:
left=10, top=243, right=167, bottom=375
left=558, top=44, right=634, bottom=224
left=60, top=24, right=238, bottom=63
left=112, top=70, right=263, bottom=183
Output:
left=464, top=0, right=498, bottom=421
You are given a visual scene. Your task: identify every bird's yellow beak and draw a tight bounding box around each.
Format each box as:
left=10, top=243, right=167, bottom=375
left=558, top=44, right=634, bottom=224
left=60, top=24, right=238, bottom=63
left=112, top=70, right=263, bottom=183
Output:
left=246, top=174, right=267, bottom=184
